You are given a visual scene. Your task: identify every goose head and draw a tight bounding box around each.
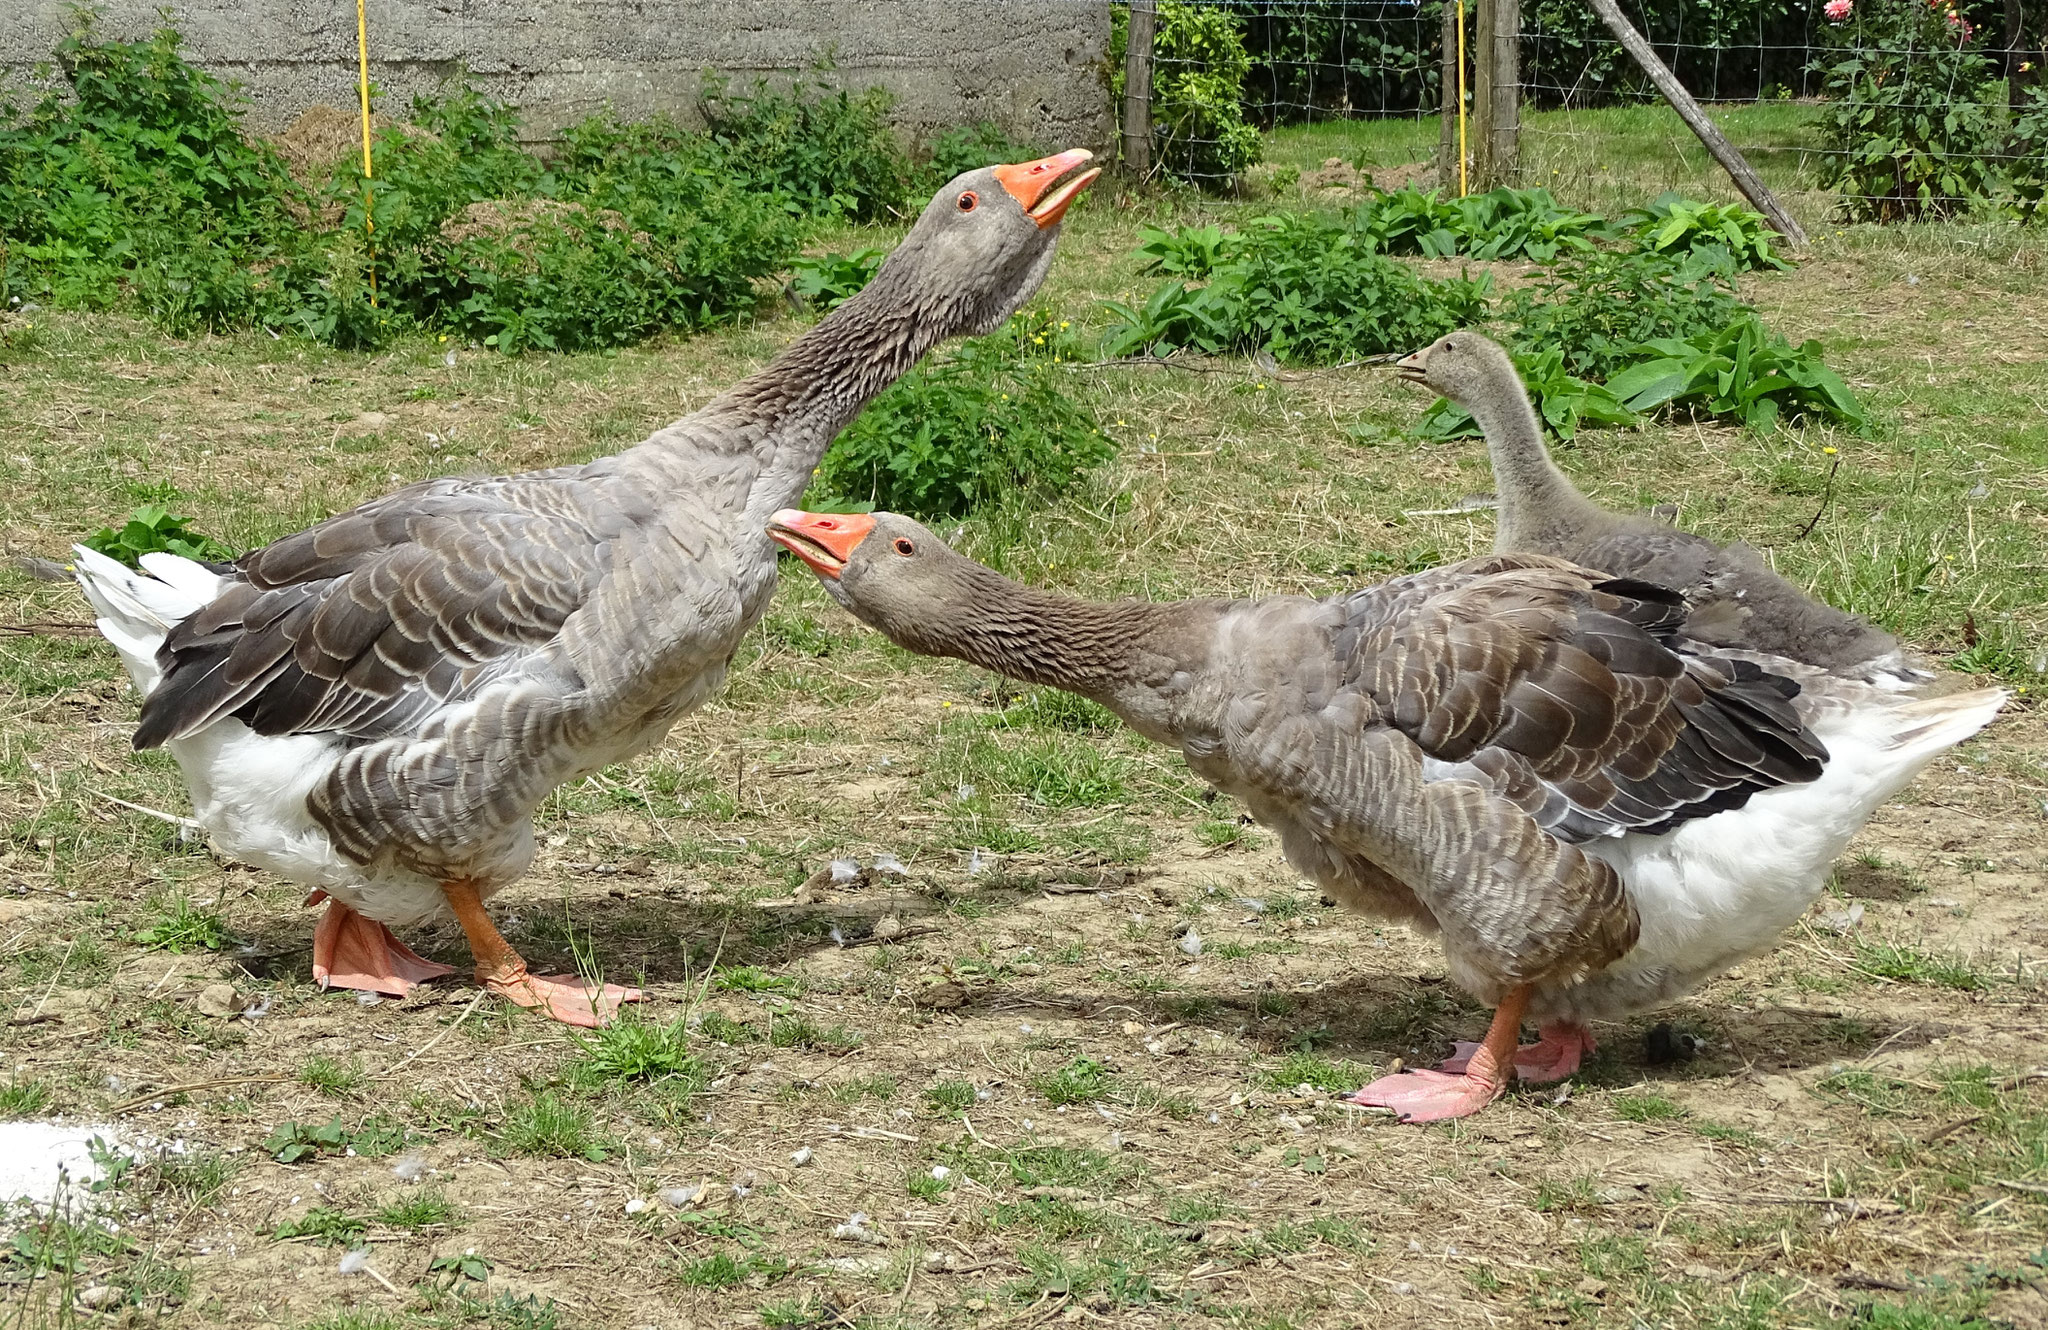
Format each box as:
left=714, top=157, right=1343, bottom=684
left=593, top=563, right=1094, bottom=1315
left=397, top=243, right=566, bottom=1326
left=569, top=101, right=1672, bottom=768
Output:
left=765, top=509, right=985, bottom=646
left=1394, top=331, right=1521, bottom=409
left=861, top=149, right=1101, bottom=339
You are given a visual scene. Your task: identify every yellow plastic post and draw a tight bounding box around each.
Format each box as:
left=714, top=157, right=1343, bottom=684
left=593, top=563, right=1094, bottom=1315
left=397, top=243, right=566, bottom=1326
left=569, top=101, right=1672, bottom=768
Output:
left=1456, top=0, right=1468, bottom=197
left=356, top=0, right=377, bottom=304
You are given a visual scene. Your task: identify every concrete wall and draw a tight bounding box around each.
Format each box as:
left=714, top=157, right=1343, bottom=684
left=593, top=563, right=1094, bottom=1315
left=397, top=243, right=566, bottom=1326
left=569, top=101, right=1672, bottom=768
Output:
left=1, top=1, right=1112, bottom=149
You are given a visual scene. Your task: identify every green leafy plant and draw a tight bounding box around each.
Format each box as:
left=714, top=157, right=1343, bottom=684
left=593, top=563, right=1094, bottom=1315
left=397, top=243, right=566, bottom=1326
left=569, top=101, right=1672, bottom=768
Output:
left=699, top=73, right=911, bottom=221
left=815, top=309, right=1113, bottom=518
left=83, top=505, right=235, bottom=568
left=429, top=1250, right=495, bottom=1284
left=787, top=248, right=883, bottom=312
left=1504, top=247, right=1745, bottom=381
left=1814, top=0, right=2008, bottom=221
left=263, top=1116, right=350, bottom=1164
left=921, top=122, right=1039, bottom=187
left=1604, top=316, right=1868, bottom=430
left=1105, top=213, right=1489, bottom=365
left=1353, top=186, right=1606, bottom=262
left=129, top=894, right=238, bottom=951
left=1111, top=1, right=1263, bottom=184
left=567, top=1010, right=703, bottom=1086
left=272, top=1204, right=367, bottom=1246
left=1615, top=192, right=1792, bottom=272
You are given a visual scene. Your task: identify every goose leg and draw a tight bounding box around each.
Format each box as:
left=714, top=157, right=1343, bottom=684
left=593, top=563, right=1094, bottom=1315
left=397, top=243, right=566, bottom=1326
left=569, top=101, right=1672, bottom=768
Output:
left=1347, top=985, right=1531, bottom=1123
left=1438, top=1021, right=1595, bottom=1084
left=439, top=879, right=640, bottom=1028
left=311, top=894, right=457, bottom=997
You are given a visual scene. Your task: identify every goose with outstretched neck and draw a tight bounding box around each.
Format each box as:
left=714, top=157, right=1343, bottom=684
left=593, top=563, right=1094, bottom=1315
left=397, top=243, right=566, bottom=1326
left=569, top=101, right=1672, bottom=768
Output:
left=68, top=150, right=1099, bottom=1028
left=768, top=509, right=2003, bottom=1121
left=1397, top=332, right=1911, bottom=682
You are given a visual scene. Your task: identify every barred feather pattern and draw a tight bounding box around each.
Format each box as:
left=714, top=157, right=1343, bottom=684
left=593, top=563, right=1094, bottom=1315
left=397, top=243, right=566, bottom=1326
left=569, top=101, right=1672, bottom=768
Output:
left=108, top=164, right=1076, bottom=897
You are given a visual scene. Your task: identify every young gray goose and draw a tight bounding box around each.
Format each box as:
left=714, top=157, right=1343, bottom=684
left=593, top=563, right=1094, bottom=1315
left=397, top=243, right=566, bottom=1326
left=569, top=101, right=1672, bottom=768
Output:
left=1396, top=332, right=1911, bottom=682
left=767, top=509, right=2003, bottom=1120
left=70, top=150, right=1099, bottom=1027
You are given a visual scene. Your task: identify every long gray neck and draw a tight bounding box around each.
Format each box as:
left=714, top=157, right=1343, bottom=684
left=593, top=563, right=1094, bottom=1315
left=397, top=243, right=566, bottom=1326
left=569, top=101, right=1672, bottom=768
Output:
left=1466, top=381, right=1606, bottom=550
left=877, top=559, right=1218, bottom=740
left=729, top=261, right=961, bottom=516
left=623, top=253, right=967, bottom=526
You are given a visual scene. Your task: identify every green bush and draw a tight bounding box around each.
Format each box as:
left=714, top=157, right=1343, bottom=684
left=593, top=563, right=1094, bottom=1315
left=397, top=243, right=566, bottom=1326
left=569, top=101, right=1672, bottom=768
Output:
left=2008, top=86, right=2048, bottom=219
left=814, top=308, right=1112, bottom=518
left=0, top=22, right=302, bottom=307
left=1353, top=186, right=1605, bottom=262
left=1604, top=316, right=1868, bottom=431
left=0, top=22, right=920, bottom=350
left=1112, top=1, right=1263, bottom=185
left=920, top=122, right=1041, bottom=188
left=1814, top=0, right=2008, bottom=221
left=1105, top=213, right=1489, bottom=365
left=1503, top=247, right=1745, bottom=381
left=788, top=248, right=884, bottom=312
left=1613, top=192, right=1791, bottom=271
left=699, top=74, right=911, bottom=221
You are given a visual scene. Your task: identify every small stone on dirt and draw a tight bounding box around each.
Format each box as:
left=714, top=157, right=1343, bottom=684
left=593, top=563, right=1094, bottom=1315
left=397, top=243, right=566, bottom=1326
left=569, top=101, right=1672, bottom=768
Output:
left=195, top=983, right=240, bottom=1018
left=872, top=914, right=903, bottom=941
left=353, top=411, right=391, bottom=432
left=921, top=982, right=967, bottom=1010
left=75, top=1285, right=123, bottom=1310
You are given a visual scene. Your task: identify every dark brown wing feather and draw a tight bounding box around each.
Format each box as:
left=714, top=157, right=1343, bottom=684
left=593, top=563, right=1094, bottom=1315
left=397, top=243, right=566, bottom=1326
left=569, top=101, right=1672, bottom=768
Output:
left=134, top=477, right=639, bottom=749
left=1338, top=556, right=1825, bottom=844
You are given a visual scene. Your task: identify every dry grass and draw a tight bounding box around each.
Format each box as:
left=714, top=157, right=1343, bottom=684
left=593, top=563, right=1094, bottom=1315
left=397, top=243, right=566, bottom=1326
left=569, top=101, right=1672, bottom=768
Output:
left=2, top=118, right=2047, bottom=1330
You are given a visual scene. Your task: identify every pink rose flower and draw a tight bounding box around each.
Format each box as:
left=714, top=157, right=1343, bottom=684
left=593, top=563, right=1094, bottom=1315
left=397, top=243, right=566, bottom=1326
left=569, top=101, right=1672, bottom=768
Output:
left=1823, top=0, right=1852, bottom=21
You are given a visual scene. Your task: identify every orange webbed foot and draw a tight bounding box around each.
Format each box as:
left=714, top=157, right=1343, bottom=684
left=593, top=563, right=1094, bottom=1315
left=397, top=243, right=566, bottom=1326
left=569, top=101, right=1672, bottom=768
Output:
left=486, top=970, right=642, bottom=1028
left=312, top=900, right=457, bottom=998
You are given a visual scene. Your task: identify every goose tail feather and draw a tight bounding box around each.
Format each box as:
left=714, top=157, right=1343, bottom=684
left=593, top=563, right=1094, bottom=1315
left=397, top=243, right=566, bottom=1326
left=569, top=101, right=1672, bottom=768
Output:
left=69, top=545, right=223, bottom=696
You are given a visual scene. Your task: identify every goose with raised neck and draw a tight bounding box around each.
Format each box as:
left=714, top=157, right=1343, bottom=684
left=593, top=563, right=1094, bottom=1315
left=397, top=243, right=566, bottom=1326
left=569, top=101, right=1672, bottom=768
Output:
left=69, top=149, right=1100, bottom=1028
left=1397, top=331, right=1910, bottom=681
left=769, top=508, right=2003, bottom=1121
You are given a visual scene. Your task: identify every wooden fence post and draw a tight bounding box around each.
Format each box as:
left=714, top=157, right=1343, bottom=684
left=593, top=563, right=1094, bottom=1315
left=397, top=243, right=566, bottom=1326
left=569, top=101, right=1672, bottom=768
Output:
left=1122, top=0, right=1156, bottom=179
left=1488, top=0, right=1520, bottom=186
left=1584, top=0, right=1807, bottom=247
left=1439, top=0, right=1460, bottom=190
left=1471, top=0, right=1495, bottom=188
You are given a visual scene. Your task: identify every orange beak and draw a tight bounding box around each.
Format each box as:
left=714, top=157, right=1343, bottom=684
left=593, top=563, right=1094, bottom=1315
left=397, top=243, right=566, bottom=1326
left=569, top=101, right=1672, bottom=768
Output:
left=768, top=509, right=876, bottom=580
left=992, top=149, right=1101, bottom=229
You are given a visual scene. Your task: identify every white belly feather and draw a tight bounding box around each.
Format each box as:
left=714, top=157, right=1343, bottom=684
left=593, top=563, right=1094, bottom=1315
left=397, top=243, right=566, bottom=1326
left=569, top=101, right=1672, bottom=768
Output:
left=1542, top=683, right=2006, bottom=1022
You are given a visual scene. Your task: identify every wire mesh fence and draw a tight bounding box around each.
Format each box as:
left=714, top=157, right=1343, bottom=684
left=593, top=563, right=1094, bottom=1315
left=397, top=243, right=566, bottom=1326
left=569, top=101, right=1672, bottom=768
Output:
left=1127, top=0, right=2047, bottom=222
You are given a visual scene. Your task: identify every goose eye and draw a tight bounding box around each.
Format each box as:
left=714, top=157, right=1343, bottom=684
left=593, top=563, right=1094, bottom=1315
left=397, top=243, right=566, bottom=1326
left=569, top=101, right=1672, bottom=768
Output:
left=892, top=537, right=917, bottom=556
left=956, top=191, right=979, bottom=212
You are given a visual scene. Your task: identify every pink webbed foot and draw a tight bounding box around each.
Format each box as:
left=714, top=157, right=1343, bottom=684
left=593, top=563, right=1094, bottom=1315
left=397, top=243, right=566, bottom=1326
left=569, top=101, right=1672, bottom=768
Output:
left=1514, top=1024, right=1596, bottom=1084
left=312, top=898, right=457, bottom=998
left=1438, top=1023, right=1595, bottom=1084
left=1348, top=1066, right=1504, bottom=1123
left=487, top=970, right=642, bottom=1028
